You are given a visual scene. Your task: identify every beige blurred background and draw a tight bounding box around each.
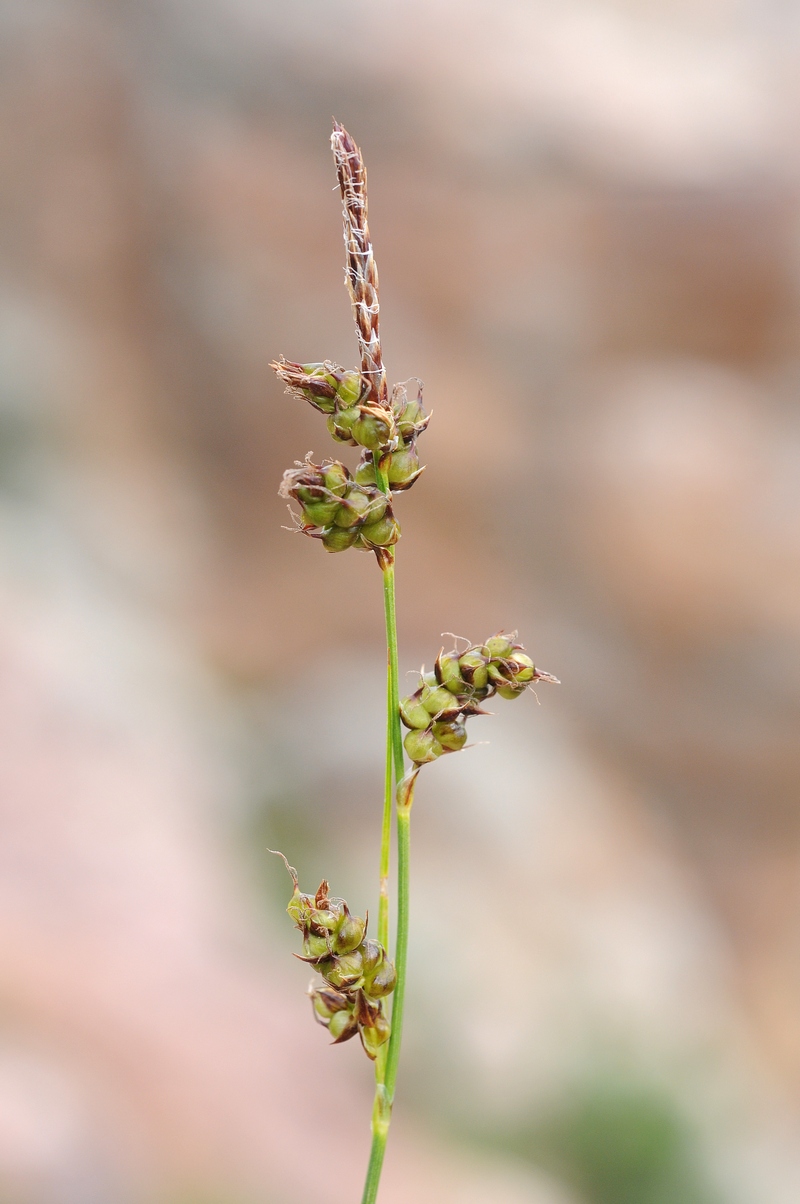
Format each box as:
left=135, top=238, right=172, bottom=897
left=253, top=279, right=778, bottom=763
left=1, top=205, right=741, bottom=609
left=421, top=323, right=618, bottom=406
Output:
left=1, top=1, right=799, bottom=1201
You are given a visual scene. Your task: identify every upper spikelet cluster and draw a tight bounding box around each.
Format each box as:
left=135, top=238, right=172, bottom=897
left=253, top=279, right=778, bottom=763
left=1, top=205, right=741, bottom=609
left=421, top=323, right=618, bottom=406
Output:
left=271, top=124, right=429, bottom=564
left=331, top=120, right=385, bottom=406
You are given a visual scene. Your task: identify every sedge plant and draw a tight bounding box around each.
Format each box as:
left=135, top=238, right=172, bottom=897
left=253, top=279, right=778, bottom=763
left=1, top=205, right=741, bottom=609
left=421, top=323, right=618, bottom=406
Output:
left=270, top=122, right=558, bottom=1204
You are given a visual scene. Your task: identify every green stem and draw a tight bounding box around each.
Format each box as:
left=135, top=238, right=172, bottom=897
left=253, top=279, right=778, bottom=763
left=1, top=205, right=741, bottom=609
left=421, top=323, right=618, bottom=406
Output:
left=362, top=454, right=408, bottom=1204
left=374, top=457, right=403, bottom=966
left=373, top=556, right=397, bottom=1090
left=384, top=772, right=414, bottom=1099
left=361, top=776, right=414, bottom=1204
left=377, top=599, right=393, bottom=957
left=382, top=558, right=405, bottom=785
left=360, top=1085, right=390, bottom=1204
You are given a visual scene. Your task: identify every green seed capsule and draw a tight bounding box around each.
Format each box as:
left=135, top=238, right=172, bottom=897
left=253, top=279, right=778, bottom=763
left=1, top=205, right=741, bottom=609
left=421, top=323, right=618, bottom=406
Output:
left=421, top=683, right=457, bottom=716
left=308, top=396, right=337, bottom=416
left=352, top=410, right=394, bottom=452
left=299, top=362, right=335, bottom=378
left=400, top=392, right=426, bottom=424
left=322, top=949, right=363, bottom=989
left=360, top=1013, right=391, bottom=1059
left=334, top=907, right=367, bottom=954
left=400, top=692, right=432, bottom=730
left=320, top=526, right=358, bottom=552
left=308, top=982, right=349, bottom=1020
left=287, top=888, right=314, bottom=927
left=322, top=461, right=350, bottom=497
left=329, top=1008, right=358, bottom=1042
left=311, top=904, right=343, bottom=933
left=360, top=939, right=384, bottom=977
left=335, top=406, right=360, bottom=434
left=335, top=370, right=366, bottom=407
left=392, top=387, right=428, bottom=437
left=315, top=986, right=350, bottom=1013
left=508, top=652, right=535, bottom=683
left=362, top=493, right=388, bottom=525
left=311, top=987, right=349, bottom=1024
left=302, top=498, right=341, bottom=526
left=303, top=932, right=330, bottom=960
left=327, top=409, right=359, bottom=444
left=432, top=719, right=467, bottom=752
left=354, top=456, right=378, bottom=486
left=458, top=650, right=489, bottom=691
left=359, top=515, right=399, bottom=548
left=483, top=635, right=515, bottom=659
left=436, top=653, right=466, bottom=694
left=496, top=682, right=527, bottom=700
left=364, top=958, right=397, bottom=999
left=404, top=728, right=444, bottom=764
left=312, top=994, right=334, bottom=1024
left=334, top=491, right=372, bottom=528
left=293, top=482, right=324, bottom=507
left=387, top=444, right=422, bottom=488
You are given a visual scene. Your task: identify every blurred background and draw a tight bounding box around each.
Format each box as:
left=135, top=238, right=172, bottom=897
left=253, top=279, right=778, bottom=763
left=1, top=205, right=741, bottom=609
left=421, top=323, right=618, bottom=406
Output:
left=1, top=1, right=799, bottom=1201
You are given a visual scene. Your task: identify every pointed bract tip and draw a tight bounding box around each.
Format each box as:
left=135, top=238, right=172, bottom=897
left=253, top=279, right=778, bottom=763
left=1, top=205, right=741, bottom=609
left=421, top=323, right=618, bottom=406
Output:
left=267, top=848, right=298, bottom=890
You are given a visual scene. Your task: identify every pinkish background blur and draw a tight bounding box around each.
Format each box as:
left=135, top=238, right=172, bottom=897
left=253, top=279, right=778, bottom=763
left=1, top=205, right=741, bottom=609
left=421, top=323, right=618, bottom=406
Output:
left=1, top=2, right=799, bottom=1202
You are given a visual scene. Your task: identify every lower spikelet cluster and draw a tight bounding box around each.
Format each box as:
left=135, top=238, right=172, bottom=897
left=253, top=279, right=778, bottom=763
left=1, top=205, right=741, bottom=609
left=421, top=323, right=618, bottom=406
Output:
left=279, top=859, right=397, bottom=1061
left=400, top=633, right=560, bottom=764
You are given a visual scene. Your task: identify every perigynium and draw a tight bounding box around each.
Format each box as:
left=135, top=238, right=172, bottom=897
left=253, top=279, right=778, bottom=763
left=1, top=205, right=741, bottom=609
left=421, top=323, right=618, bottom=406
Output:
left=270, top=121, right=558, bottom=1204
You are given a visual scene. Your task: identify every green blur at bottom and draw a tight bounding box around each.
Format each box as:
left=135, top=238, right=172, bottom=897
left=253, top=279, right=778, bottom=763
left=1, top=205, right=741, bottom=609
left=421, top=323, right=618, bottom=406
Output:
left=479, top=1077, right=718, bottom=1204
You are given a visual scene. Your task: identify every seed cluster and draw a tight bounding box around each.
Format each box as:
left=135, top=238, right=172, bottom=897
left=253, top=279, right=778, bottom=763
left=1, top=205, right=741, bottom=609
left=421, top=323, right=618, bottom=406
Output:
left=285, top=871, right=397, bottom=1061
left=270, top=354, right=428, bottom=557
left=280, top=455, right=399, bottom=552
left=400, top=633, right=559, bottom=764
left=270, top=127, right=429, bottom=563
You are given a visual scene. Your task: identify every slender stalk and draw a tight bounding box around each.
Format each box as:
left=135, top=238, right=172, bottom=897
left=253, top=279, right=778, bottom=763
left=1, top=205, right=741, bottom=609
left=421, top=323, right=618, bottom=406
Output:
left=363, top=454, right=407, bottom=1203
left=381, top=560, right=405, bottom=785
left=378, top=634, right=393, bottom=956
left=377, top=555, right=404, bottom=1080
left=360, top=772, right=415, bottom=1204
left=374, top=457, right=403, bottom=958
left=384, top=771, right=414, bottom=1098
left=360, top=1090, right=389, bottom=1204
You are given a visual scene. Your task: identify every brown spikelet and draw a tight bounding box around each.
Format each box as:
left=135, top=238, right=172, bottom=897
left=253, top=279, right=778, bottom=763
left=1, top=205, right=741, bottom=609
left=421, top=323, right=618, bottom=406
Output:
left=331, top=121, right=387, bottom=408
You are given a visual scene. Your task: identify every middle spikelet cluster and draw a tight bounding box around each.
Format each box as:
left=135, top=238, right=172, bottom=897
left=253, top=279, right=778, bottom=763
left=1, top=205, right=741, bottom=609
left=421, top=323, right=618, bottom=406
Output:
left=400, top=633, right=560, bottom=764
left=280, top=455, right=399, bottom=552
left=285, top=872, right=397, bottom=1061
left=271, top=359, right=429, bottom=561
